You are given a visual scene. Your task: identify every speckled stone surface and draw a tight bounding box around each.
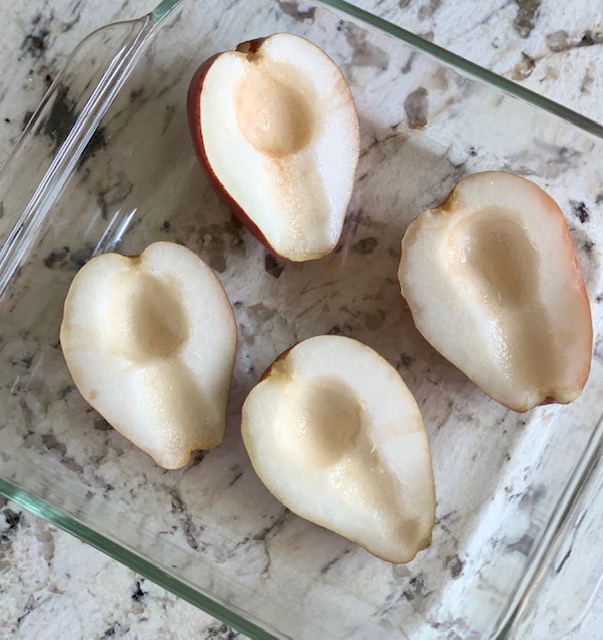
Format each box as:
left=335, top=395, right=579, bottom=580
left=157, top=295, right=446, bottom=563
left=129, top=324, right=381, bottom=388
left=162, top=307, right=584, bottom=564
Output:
left=0, top=1, right=602, bottom=639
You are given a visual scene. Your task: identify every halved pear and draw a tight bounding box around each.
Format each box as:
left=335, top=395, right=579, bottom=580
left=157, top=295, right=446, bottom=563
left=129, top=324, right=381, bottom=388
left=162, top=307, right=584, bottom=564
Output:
left=60, top=241, right=237, bottom=469
left=187, top=33, right=360, bottom=262
left=398, top=171, right=593, bottom=412
left=242, top=335, right=436, bottom=563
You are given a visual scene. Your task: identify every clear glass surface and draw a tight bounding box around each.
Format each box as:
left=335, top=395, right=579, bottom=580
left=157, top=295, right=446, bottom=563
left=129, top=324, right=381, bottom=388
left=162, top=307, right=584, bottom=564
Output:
left=0, top=1, right=602, bottom=638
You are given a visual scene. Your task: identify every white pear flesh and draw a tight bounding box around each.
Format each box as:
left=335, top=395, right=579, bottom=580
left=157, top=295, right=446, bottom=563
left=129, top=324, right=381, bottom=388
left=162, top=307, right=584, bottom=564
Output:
left=190, top=33, right=360, bottom=262
left=60, top=241, right=237, bottom=469
left=242, top=335, right=436, bottom=563
left=398, top=171, right=593, bottom=413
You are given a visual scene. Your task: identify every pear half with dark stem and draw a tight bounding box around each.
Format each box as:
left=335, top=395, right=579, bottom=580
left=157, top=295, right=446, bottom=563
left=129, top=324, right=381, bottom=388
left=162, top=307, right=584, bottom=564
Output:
left=242, top=335, right=436, bottom=563
left=398, top=171, right=593, bottom=412
left=188, top=33, right=360, bottom=262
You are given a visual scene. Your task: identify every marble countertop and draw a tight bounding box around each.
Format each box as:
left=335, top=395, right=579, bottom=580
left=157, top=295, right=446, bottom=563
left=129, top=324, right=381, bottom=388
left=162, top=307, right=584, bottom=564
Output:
left=1, top=1, right=602, bottom=638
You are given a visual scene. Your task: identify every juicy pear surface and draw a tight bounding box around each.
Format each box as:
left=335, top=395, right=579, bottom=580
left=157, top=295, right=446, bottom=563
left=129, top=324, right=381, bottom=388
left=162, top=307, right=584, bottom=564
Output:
left=60, top=242, right=237, bottom=469
left=242, top=335, right=436, bottom=563
left=399, top=171, right=593, bottom=412
left=189, top=33, right=360, bottom=262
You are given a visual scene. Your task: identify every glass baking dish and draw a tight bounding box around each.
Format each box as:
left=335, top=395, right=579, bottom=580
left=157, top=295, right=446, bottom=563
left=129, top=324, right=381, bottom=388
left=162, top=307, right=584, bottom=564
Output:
left=0, top=0, right=602, bottom=637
